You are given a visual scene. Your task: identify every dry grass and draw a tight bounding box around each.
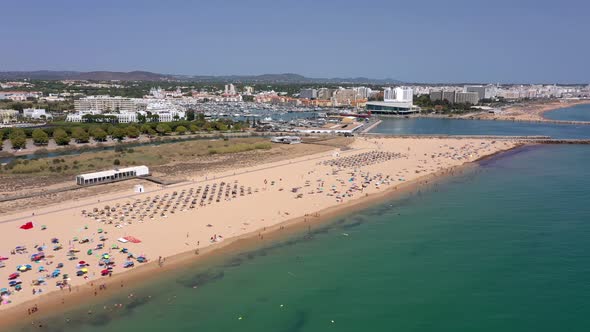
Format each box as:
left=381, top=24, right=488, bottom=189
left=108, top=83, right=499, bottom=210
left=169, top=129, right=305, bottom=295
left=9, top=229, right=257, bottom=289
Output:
left=0, top=136, right=353, bottom=213
left=0, top=138, right=271, bottom=177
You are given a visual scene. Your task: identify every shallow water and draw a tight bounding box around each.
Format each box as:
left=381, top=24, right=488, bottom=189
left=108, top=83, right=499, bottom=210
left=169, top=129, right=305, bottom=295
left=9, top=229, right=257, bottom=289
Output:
left=17, top=144, right=590, bottom=332
left=544, top=103, right=590, bottom=122
left=371, top=117, right=590, bottom=138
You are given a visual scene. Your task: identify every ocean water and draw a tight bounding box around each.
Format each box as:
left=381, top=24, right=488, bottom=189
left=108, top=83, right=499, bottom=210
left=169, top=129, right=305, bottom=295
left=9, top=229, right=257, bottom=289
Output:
left=371, top=117, right=590, bottom=138
left=16, top=144, right=590, bottom=332
left=544, top=103, right=590, bottom=122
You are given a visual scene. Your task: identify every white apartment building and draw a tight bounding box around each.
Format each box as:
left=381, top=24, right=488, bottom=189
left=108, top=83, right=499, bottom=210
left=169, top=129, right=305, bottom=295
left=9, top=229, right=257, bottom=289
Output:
left=384, top=87, right=413, bottom=103
left=74, top=96, right=135, bottom=112
left=224, top=84, right=237, bottom=95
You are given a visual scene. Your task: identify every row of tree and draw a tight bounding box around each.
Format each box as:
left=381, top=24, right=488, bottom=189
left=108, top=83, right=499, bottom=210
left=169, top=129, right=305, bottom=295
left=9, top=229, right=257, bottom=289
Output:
left=0, top=119, right=244, bottom=150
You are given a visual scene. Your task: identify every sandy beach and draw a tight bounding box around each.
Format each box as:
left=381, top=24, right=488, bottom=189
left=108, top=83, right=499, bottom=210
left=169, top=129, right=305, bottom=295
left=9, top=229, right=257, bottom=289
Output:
left=0, top=137, right=521, bottom=328
left=465, top=99, right=590, bottom=123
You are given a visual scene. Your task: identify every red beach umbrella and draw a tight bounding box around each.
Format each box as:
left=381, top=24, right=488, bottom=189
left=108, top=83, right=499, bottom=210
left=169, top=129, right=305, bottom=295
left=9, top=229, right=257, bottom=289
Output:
left=19, top=222, right=34, bottom=230
left=8, top=273, right=19, bottom=280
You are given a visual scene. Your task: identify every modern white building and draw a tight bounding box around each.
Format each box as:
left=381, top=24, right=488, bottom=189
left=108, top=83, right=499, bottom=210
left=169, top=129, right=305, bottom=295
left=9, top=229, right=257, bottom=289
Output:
left=384, top=87, right=413, bottom=103
left=366, top=86, right=418, bottom=114
left=76, top=166, right=149, bottom=186
left=23, top=108, right=53, bottom=120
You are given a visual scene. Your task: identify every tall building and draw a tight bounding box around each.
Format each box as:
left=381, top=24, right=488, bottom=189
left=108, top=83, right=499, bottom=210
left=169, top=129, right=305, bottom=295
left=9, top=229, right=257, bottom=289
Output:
left=430, top=90, right=479, bottom=104
left=464, top=85, right=495, bottom=100
left=384, top=87, right=413, bottom=103
left=317, top=88, right=334, bottom=100
left=224, top=84, right=237, bottom=95
left=74, top=96, right=135, bottom=112
left=366, top=86, right=417, bottom=114
left=299, top=88, right=318, bottom=99
left=454, top=92, right=480, bottom=104
left=353, top=87, right=372, bottom=99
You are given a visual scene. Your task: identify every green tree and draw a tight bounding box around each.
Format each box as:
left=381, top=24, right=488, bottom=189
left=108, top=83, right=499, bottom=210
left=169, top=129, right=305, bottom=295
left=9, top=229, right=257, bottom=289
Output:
left=71, top=127, right=90, bottom=143
left=156, top=123, right=171, bottom=135
left=140, top=123, right=152, bottom=134
left=186, top=110, right=195, bottom=121
left=106, top=125, right=115, bottom=136
left=189, top=124, right=199, bottom=133
left=126, top=126, right=140, bottom=138
left=111, top=127, right=127, bottom=141
left=53, top=128, right=70, bottom=145
left=90, top=127, right=107, bottom=142
left=32, top=129, right=49, bottom=145
left=176, top=125, right=187, bottom=135
left=214, top=122, right=228, bottom=131
left=9, top=128, right=27, bottom=149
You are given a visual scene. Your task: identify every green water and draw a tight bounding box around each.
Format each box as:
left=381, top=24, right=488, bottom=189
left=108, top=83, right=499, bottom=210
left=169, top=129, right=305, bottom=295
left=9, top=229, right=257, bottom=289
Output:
left=16, top=145, right=590, bottom=332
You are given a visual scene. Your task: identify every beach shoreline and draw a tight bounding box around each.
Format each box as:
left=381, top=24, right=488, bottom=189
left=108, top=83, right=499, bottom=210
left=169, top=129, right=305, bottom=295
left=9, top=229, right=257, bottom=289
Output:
left=401, top=99, right=590, bottom=125
left=0, top=137, right=523, bottom=330
left=466, top=99, right=590, bottom=124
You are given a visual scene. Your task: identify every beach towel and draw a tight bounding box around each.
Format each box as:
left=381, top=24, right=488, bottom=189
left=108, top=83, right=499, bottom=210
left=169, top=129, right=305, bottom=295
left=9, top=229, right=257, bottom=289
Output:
left=123, top=236, right=142, bottom=243
left=20, top=222, right=34, bottom=230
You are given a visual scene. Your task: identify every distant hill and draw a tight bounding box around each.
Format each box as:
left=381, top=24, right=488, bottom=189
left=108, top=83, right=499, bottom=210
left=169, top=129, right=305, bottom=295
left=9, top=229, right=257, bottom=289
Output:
left=176, top=73, right=402, bottom=84
left=0, top=70, right=173, bottom=81
left=0, top=70, right=402, bottom=84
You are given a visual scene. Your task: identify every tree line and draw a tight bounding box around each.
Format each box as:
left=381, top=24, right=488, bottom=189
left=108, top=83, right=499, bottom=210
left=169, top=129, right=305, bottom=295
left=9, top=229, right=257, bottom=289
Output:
left=0, top=118, right=245, bottom=150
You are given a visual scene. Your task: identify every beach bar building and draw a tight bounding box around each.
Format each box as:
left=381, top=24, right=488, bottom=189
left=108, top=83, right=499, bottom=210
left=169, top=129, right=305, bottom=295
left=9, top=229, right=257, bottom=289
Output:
left=76, top=166, right=149, bottom=185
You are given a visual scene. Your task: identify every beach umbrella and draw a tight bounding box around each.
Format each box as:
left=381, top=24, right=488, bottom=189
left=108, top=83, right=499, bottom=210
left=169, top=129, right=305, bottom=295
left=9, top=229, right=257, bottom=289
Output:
left=78, top=261, right=86, bottom=265
left=87, top=249, right=93, bottom=255
left=18, top=265, right=27, bottom=272
left=0, top=288, right=8, bottom=295
left=81, top=268, right=88, bottom=273
left=38, top=266, right=45, bottom=272
left=9, top=273, right=19, bottom=280
left=19, top=222, right=34, bottom=230
left=0, top=256, right=9, bottom=261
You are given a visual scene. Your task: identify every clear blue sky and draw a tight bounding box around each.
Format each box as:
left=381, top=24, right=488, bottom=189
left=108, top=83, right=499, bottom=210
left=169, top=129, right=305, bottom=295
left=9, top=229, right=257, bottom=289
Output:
left=1, top=0, right=588, bottom=83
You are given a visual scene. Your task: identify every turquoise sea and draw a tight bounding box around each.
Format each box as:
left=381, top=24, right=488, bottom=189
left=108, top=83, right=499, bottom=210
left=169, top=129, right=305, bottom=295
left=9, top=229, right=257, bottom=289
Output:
left=544, top=103, right=590, bottom=122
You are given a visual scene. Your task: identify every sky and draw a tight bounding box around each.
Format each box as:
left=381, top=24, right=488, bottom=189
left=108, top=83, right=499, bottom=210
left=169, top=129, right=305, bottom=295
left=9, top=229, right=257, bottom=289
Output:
left=1, top=0, right=589, bottom=83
